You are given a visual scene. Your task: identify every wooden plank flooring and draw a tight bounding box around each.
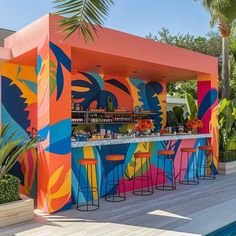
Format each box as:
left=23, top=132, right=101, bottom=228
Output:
left=1, top=174, right=236, bottom=236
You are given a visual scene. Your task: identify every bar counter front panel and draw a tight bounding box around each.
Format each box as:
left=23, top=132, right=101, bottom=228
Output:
left=72, top=134, right=212, bottom=204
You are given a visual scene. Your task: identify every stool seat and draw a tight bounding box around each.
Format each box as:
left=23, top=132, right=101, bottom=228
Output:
left=106, top=154, right=125, bottom=161
left=78, top=159, right=98, bottom=165
left=158, top=150, right=175, bottom=156
left=180, top=148, right=197, bottom=153
left=134, top=152, right=152, bottom=159
left=198, top=146, right=213, bottom=151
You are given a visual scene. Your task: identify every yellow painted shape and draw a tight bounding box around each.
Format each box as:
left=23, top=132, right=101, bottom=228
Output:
left=126, top=142, right=151, bottom=179
left=48, top=166, right=71, bottom=212
left=2, top=63, right=37, bottom=105
left=72, top=86, right=90, bottom=92
left=127, top=78, right=143, bottom=108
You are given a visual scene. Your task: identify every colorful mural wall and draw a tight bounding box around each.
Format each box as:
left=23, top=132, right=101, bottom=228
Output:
left=72, top=72, right=167, bottom=132
left=1, top=63, right=38, bottom=197
left=72, top=138, right=208, bottom=203
left=36, top=41, right=72, bottom=213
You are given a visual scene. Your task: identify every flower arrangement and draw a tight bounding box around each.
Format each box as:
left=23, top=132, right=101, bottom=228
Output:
left=135, top=119, right=154, bottom=133
left=186, top=118, right=204, bottom=132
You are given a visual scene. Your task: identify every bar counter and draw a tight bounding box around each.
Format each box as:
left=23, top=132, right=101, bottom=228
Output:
left=71, top=133, right=212, bottom=148
left=71, top=133, right=213, bottom=204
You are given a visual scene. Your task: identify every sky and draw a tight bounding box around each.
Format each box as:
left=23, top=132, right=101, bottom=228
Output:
left=0, top=0, right=215, bottom=37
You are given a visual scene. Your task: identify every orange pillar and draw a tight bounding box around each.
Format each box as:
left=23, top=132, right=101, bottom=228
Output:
left=37, top=40, right=72, bottom=213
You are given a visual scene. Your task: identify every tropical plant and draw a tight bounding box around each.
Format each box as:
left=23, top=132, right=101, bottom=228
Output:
left=147, top=27, right=236, bottom=100
left=0, top=124, right=40, bottom=180
left=185, top=93, right=198, bottom=119
left=172, top=106, right=185, bottom=126
left=53, top=0, right=114, bottom=43
left=195, top=0, right=236, bottom=99
left=218, top=99, right=236, bottom=153
left=166, top=110, right=178, bottom=127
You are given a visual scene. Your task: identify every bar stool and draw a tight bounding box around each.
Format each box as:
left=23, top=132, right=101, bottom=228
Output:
left=105, top=154, right=126, bottom=202
left=133, top=152, right=153, bottom=196
left=156, top=150, right=176, bottom=190
left=198, top=146, right=215, bottom=180
left=179, top=148, right=199, bottom=185
left=77, top=159, right=99, bottom=211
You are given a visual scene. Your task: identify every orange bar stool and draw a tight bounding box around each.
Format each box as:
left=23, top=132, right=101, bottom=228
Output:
left=179, top=148, right=199, bottom=185
left=198, top=146, right=215, bottom=180
left=133, top=152, right=153, bottom=196
left=77, top=159, right=99, bottom=212
left=156, top=150, right=176, bottom=191
left=105, top=154, right=126, bottom=202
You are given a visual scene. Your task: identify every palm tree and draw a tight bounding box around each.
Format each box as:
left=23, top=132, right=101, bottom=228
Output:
left=53, top=0, right=114, bottom=43
left=196, top=0, right=236, bottom=99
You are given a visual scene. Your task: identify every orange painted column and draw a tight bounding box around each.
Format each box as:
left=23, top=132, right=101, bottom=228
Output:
left=197, top=74, right=218, bottom=171
left=37, top=40, right=72, bottom=213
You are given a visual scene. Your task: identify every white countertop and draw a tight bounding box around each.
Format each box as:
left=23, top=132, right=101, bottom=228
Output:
left=71, top=133, right=212, bottom=148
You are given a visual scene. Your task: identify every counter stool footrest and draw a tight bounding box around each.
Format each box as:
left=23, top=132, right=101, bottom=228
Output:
left=77, top=203, right=100, bottom=212
left=133, top=189, right=153, bottom=196
left=156, top=185, right=176, bottom=191
left=105, top=195, right=126, bottom=202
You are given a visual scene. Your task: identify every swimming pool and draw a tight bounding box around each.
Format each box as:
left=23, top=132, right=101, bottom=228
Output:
left=206, top=221, right=236, bottom=236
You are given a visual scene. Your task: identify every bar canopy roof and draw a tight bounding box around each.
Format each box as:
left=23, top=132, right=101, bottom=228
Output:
left=3, top=14, right=218, bottom=82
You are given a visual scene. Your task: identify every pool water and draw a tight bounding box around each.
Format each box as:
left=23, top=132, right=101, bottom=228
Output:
left=206, top=222, right=236, bottom=236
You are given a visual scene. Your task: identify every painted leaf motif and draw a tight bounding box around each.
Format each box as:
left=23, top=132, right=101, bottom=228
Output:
left=50, top=60, right=57, bottom=96
left=49, top=42, right=71, bottom=101
left=198, top=89, right=218, bottom=120
left=72, top=72, right=118, bottom=109
left=48, top=165, right=71, bottom=212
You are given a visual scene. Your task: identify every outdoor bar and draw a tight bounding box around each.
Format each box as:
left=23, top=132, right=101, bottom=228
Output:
left=0, top=14, right=218, bottom=214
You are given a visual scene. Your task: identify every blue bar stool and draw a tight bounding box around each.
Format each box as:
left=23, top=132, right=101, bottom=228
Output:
left=105, top=154, right=126, bottom=202
left=156, top=150, right=176, bottom=190
left=77, top=159, right=99, bottom=211
left=133, top=152, right=153, bottom=196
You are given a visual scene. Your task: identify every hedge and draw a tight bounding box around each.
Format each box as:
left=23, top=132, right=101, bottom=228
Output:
left=0, top=174, right=20, bottom=204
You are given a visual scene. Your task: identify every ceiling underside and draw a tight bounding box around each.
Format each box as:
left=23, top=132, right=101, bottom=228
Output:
left=2, top=46, right=209, bottom=83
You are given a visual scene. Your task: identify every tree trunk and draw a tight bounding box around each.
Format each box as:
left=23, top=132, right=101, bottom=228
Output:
left=221, top=36, right=230, bottom=99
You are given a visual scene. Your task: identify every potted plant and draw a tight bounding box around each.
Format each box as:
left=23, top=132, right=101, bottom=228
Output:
left=218, top=99, right=236, bottom=175
left=0, top=123, right=40, bottom=228
left=185, top=93, right=204, bottom=133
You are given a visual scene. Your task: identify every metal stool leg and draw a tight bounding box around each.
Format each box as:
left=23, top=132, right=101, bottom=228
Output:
left=133, top=157, right=137, bottom=194
left=77, top=163, right=99, bottom=212
left=179, top=152, right=183, bottom=183
left=157, top=154, right=176, bottom=191
left=133, top=157, right=153, bottom=196
left=172, top=157, right=176, bottom=189
left=156, top=154, right=160, bottom=188
left=149, top=158, right=154, bottom=193
left=199, top=149, right=215, bottom=180
left=105, top=161, right=126, bottom=202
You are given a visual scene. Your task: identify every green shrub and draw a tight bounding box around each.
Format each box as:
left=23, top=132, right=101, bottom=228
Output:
left=220, top=150, right=236, bottom=163
left=0, top=174, right=21, bottom=204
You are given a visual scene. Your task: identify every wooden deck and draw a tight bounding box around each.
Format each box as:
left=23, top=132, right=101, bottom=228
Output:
left=2, top=173, right=236, bottom=236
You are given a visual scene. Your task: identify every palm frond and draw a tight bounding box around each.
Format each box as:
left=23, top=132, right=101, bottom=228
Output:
left=195, top=0, right=236, bottom=27
left=53, top=0, right=114, bottom=43
left=0, top=123, right=40, bottom=180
